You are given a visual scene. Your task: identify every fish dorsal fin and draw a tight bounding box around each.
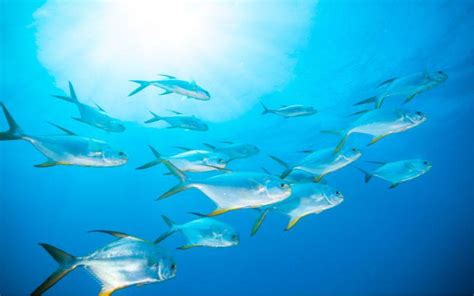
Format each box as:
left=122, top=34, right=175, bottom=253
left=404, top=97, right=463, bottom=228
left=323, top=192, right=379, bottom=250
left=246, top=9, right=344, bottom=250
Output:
left=261, top=167, right=272, bottom=175
left=158, top=74, right=176, bottom=79
left=203, top=143, right=216, bottom=150
left=93, top=102, right=106, bottom=112
left=365, top=160, right=386, bottom=165
left=299, top=150, right=314, bottom=154
left=174, top=146, right=193, bottom=151
left=167, top=109, right=182, bottom=115
left=188, top=212, right=208, bottom=218
left=88, top=230, right=142, bottom=240
left=220, top=141, right=234, bottom=144
left=48, top=122, right=77, bottom=136
left=346, top=109, right=371, bottom=117
left=377, top=77, right=397, bottom=87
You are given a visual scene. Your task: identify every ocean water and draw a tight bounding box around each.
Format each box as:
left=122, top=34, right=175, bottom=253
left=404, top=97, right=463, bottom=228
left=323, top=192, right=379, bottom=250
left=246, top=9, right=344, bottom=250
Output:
left=1, top=0, right=474, bottom=295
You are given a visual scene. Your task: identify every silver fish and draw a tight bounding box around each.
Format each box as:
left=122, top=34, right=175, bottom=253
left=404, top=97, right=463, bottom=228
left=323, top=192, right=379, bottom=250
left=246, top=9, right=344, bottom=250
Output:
left=203, top=141, right=260, bottom=161
left=355, top=71, right=448, bottom=108
left=325, top=108, right=427, bottom=152
left=357, top=159, right=432, bottom=188
left=270, top=146, right=361, bottom=182
left=128, top=74, right=210, bottom=100
left=251, top=183, right=344, bottom=234
left=136, top=146, right=229, bottom=173
left=155, top=215, right=239, bottom=250
left=145, top=110, right=208, bottom=131
left=261, top=103, right=317, bottom=118
left=32, top=230, right=177, bottom=296
left=159, top=160, right=292, bottom=216
left=0, top=103, right=127, bottom=167
left=53, top=82, right=125, bottom=132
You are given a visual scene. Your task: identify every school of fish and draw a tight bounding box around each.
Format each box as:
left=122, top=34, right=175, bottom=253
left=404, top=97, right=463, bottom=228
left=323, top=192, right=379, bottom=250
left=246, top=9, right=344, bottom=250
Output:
left=0, top=71, right=446, bottom=295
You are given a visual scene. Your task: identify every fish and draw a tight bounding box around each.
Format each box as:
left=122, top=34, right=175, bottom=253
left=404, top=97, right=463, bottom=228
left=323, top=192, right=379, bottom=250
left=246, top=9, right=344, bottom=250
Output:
left=155, top=214, right=240, bottom=250
left=356, top=159, right=432, bottom=188
left=144, top=110, right=208, bottom=131
left=128, top=74, right=211, bottom=101
left=158, top=160, right=292, bottom=217
left=0, top=103, right=128, bottom=168
left=261, top=103, right=317, bottom=118
left=324, top=108, right=427, bottom=153
left=251, top=183, right=344, bottom=235
left=32, top=230, right=177, bottom=296
left=269, top=146, right=362, bottom=182
left=53, top=82, right=126, bottom=132
left=355, top=71, right=448, bottom=108
left=202, top=141, right=260, bottom=161
left=136, top=145, right=229, bottom=173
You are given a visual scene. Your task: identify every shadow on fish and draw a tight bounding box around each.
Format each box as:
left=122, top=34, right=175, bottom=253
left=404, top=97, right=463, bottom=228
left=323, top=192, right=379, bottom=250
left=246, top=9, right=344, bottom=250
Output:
left=0, top=103, right=127, bottom=167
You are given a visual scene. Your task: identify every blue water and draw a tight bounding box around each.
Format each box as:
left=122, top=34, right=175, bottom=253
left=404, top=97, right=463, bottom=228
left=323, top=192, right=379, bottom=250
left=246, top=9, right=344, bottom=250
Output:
left=1, top=0, right=474, bottom=295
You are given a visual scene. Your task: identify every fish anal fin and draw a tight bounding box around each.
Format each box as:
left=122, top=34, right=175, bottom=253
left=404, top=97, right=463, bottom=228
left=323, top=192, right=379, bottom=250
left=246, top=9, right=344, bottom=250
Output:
left=404, top=92, right=418, bottom=104
left=160, top=90, right=173, bottom=96
left=34, top=160, right=59, bottom=168
left=285, top=215, right=306, bottom=231
left=368, top=134, right=388, bottom=145
left=99, top=286, right=126, bottom=296
left=207, top=208, right=236, bottom=217
left=389, top=183, right=400, bottom=189
left=314, top=174, right=325, bottom=183
left=177, top=244, right=200, bottom=250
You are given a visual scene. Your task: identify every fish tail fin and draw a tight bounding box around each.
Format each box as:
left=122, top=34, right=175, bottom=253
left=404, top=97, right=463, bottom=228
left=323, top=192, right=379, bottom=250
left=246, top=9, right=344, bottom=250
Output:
left=353, top=95, right=377, bottom=107
left=356, top=167, right=373, bottom=183
left=31, top=243, right=79, bottom=296
left=157, top=160, right=190, bottom=200
left=128, top=80, right=151, bottom=97
left=260, top=102, right=271, bottom=115
left=153, top=215, right=179, bottom=244
left=136, top=145, right=162, bottom=170
left=251, top=208, right=270, bottom=236
left=321, top=130, right=349, bottom=153
left=52, top=81, right=80, bottom=104
left=144, top=110, right=162, bottom=124
left=0, top=103, right=24, bottom=141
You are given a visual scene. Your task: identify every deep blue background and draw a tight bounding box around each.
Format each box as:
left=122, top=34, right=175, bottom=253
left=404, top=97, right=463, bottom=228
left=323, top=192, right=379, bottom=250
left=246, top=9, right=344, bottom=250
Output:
left=1, top=0, right=474, bottom=295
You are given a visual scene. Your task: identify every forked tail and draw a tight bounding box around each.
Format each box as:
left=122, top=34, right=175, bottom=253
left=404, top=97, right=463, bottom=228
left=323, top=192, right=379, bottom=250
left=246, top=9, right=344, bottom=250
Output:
left=128, top=80, right=151, bottom=97
left=0, top=103, right=24, bottom=141
left=31, top=243, right=80, bottom=296
left=52, top=81, right=80, bottom=104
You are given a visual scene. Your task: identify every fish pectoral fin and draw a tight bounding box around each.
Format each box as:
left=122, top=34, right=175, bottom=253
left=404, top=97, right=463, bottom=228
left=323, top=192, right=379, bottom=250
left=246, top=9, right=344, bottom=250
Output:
left=34, top=160, right=59, bottom=168
left=368, top=134, right=388, bottom=145
left=88, top=230, right=141, bottom=240
left=159, top=90, right=173, bottom=95
left=207, top=208, right=237, bottom=217
left=71, top=117, right=87, bottom=123
left=177, top=244, right=200, bottom=250
left=389, top=183, right=400, bottom=189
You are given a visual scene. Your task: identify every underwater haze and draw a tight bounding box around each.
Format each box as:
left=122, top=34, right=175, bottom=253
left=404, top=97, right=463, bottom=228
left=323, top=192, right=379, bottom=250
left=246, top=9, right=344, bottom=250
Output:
left=1, top=0, right=474, bottom=295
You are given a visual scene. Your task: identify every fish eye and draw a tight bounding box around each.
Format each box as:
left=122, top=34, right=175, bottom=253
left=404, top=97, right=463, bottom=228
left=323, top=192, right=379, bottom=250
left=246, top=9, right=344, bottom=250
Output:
left=232, top=234, right=238, bottom=240
left=416, top=111, right=422, bottom=116
left=280, top=183, right=286, bottom=188
left=423, top=161, right=428, bottom=165
left=335, top=191, right=341, bottom=196
left=352, top=148, right=357, bottom=152
left=171, top=263, right=176, bottom=270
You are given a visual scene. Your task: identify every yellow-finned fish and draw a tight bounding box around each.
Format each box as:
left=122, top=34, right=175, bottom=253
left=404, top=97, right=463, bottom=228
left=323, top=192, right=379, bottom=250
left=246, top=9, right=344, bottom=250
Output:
left=251, top=183, right=344, bottom=235
left=32, top=230, right=177, bottom=296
